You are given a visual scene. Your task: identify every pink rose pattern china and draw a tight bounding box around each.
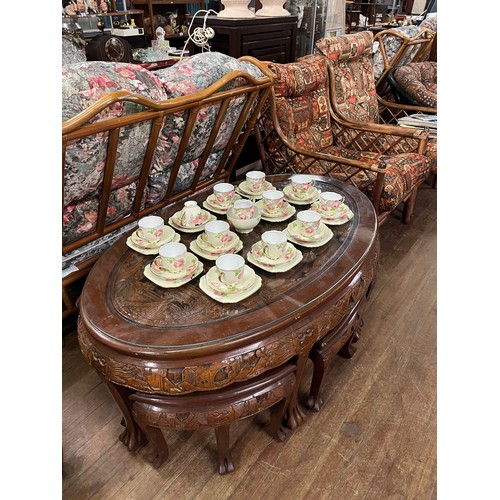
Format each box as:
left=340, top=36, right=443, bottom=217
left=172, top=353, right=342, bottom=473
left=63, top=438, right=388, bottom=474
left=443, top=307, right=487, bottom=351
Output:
left=151, top=254, right=198, bottom=280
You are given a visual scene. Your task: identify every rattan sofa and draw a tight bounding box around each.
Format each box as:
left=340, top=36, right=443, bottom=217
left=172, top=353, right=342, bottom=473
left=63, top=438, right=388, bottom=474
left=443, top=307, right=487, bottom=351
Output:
left=62, top=52, right=274, bottom=320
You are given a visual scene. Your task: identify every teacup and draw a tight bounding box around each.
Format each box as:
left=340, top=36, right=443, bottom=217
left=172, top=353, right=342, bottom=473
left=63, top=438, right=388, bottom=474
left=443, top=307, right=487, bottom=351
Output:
left=213, top=183, right=236, bottom=207
left=246, top=170, right=266, bottom=193
left=216, top=254, right=245, bottom=285
left=203, top=220, right=231, bottom=248
left=138, top=215, right=164, bottom=241
left=290, top=174, right=315, bottom=199
left=178, top=200, right=204, bottom=227
left=262, top=190, right=286, bottom=214
left=159, top=242, right=187, bottom=273
left=261, top=230, right=288, bottom=260
left=319, top=191, right=344, bottom=212
left=296, top=210, right=321, bottom=237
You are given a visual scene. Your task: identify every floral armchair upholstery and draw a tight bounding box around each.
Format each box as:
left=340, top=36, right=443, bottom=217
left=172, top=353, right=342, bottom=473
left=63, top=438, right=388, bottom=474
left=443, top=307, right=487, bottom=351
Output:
left=62, top=52, right=274, bottom=319
left=315, top=31, right=437, bottom=177
left=255, top=54, right=430, bottom=226
left=389, top=61, right=437, bottom=108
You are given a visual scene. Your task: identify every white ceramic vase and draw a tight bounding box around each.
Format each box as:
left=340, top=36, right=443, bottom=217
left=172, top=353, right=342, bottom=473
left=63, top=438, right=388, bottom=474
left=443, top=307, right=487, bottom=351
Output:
left=255, top=0, right=290, bottom=17
left=218, top=0, right=256, bottom=18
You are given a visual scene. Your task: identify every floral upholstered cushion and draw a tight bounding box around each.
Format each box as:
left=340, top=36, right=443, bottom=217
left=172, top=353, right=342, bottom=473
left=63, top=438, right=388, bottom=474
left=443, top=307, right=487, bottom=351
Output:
left=62, top=62, right=167, bottom=246
left=315, top=31, right=379, bottom=123
left=393, top=61, right=437, bottom=108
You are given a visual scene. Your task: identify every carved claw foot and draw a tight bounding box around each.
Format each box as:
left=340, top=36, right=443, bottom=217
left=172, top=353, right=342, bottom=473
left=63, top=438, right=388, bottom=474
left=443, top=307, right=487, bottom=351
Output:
left=217, top=454, right=235, bottom=475
left=306, top=393, right=324, bottom=412
left=286, top=403, right=306, bottom=430
left=149, top=450, right=168, bottom=469
left=119, top=426, right=147, bottom=452
left=273, top=424, right=291, bottom=442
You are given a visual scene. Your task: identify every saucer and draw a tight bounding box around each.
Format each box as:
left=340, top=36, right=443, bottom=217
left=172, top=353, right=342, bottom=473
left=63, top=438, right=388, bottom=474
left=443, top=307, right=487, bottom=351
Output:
left=203, top=193, right=242, bottom=215
left=310, top=202, right=354, bottom=225
left=255, top=200, right=296, bottom=222
left=190, top=235, right=243, bottom=261
left=283, top=184, right=320, bottom=205
left=149, top=252, right=200, bottom=281
left=284, top=223, right=334, bottom=248
left=236, top=180, right=276, bottom=200
left=247, top=243, right=303, bottom=273
left=168, top=211, right=216, bottom=233
left=199, top=268, right=262, bottom=303
left=126, top=226, right=180, bottom=255
left=144, top=260, right=203, bottom=288
left=204, top=264, right=256, bottom=294
left=249, top=240, right=298, bottom=266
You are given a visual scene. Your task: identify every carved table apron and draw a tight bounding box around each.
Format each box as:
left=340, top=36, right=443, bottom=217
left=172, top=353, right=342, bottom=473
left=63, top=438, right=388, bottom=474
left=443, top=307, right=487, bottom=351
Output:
left=77, top=174, right=379, bottom=452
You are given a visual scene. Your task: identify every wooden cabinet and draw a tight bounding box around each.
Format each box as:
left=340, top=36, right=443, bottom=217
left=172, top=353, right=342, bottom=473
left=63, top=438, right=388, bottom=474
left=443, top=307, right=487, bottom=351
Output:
left=188, top=15, right=298, bottom=64
left=345, top=1, right=402, bottom=33
left=130, top=0, right=203, bottom=44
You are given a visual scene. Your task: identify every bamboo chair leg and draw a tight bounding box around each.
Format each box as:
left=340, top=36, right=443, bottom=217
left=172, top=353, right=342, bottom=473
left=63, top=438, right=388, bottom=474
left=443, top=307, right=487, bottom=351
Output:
left=402, top=189, right=418, bottom=224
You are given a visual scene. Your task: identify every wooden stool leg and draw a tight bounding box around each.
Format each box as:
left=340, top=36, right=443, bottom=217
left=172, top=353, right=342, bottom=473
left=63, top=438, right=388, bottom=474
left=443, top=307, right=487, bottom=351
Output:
left=268, top=397, right=291, bottom=442
left=214, top=425, right=235, bottom=475
left=306, top=354, right=325, bottom=412
left=143, top=425, right=169, bottom=469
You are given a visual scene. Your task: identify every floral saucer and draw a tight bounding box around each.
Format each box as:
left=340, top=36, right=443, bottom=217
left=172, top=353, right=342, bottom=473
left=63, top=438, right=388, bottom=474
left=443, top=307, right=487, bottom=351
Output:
left=168, top=210, right=216, bottom=233
left=202, top=193, right=242, bottom=215
left=284, top=222, right=334, bottom=248
left=310, top=201, right=354, bottom=225
left=149, top=252, right=200, bottom=281
left=235, top=180, right=276, bottom=200
left=190, top=232, right=243, bottom=261
left=126, top=225, right=180, bottom=255
left=255, top=200, right=296, bottom=222
left=247, top=241, right=303, bottom=273
left=144, top=259, right=204, bottom=288
left=199, top=265, right=262, bottom=303
left=283, top=184, right=320, bottom=205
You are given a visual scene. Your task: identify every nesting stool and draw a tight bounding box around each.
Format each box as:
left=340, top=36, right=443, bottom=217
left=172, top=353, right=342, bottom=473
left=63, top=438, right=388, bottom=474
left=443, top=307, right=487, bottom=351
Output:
left=130, top=363, right=296, bottom=474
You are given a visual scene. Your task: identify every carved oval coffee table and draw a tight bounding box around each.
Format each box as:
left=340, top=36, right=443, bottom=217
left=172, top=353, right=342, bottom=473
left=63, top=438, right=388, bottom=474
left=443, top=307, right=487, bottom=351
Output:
left=77, top=174, right=379, bottom=469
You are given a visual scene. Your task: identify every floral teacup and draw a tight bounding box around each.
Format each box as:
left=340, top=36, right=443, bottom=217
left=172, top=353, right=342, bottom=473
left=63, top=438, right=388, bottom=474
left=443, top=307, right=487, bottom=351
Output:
left=138, top=215, right=164, bottom=241
left=203, top=220, right=231, bottom=248
left=159, top=242, right=187, bottom=274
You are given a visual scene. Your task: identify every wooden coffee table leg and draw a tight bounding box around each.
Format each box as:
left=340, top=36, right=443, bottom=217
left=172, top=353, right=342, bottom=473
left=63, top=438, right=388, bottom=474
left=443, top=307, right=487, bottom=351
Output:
left=105, top=381, right=146, bottom=452
left=214, top=425, right=235, bottom=474
left=285, top=353, right=307, bottom=430
left=306, top=352, right=325, bottom=412
left=143, top=425, right=169, bottom=469
left=268, top=396, right=292, bottom=442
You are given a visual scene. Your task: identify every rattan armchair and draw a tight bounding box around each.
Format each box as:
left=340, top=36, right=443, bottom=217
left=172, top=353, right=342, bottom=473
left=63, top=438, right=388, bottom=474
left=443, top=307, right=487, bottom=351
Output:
left=315, top=31, right=437, bottom=182
left=255, top=54, right=431, bottom=225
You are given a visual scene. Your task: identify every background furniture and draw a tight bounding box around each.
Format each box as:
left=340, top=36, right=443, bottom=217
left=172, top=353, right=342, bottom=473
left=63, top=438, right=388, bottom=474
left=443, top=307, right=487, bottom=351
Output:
left=388, top=60, right=437, bottom=107
left=315, top=31, right=437, bottom=184
left=62, top=52, right=274, bottom=320
left=188, top=15, right=298, bottom=63
left=255, top=54, right=430, bottom=224
left=76, top=174, right=379, bottom=472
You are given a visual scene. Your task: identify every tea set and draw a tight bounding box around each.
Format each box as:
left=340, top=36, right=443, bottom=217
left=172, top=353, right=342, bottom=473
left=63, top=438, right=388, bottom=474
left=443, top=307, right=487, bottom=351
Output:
left=128, top=172, right=351, bottom=299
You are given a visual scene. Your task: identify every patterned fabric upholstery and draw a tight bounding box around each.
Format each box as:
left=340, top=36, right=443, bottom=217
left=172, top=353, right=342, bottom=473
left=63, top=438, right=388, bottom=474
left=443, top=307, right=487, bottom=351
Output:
left=62, top=52, right=264, bottom=264
left=315, top=31, right=379, bottom=123
left=393, top=61, right=437, bottom=108
left=261, top=55, right=430, bottom=214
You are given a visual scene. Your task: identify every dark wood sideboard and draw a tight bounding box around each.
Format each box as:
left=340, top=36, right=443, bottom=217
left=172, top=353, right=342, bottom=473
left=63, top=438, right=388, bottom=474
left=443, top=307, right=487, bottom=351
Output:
left=188, top=15, right=297, bottom=63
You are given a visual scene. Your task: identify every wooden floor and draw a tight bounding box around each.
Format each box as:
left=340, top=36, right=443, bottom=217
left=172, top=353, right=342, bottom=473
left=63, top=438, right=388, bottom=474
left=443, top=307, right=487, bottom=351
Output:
left=62, top=182, right=437, bottom=500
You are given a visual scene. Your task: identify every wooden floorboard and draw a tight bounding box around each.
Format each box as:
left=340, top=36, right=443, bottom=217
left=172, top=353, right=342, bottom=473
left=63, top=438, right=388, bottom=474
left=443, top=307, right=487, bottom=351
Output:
left=62, top=184, right=437, bottom=499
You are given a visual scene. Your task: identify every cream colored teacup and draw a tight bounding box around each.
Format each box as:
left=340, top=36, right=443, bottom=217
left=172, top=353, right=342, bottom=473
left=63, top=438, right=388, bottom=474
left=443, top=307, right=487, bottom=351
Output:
left=213, top=183, right=236, bottom=207
left=203, top=220, right=231, bottom=248
left=319, top=191, right=344, bottom=212
left=262, top=190, right=286, bottom=214
left=179, top=200, right=204, bottom=227
left=261, top=230, right=288, bottom=260
left=246, top=170, right=266, bottom=192
left=291, top=174, right=315, bottom=198
left=159, top=242, right=187, bottom=273
left=138, top=215, right=164, bottom=241
left=216, top=254, right=245, bottom=285
left=296, top=210, right=321, bottom=237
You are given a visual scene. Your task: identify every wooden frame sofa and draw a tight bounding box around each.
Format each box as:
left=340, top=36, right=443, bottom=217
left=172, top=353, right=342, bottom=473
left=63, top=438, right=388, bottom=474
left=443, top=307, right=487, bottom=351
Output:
left=62, top=52, right=275, bottom=320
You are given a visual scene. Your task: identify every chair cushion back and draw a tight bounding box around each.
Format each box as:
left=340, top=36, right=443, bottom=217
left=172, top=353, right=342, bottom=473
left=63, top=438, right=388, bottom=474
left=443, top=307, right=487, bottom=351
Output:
left=315, top=31, right=379, bottom=123
left=266, top=54, right=334, bottom=154
left=393, top=61, right=437, bottom=108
